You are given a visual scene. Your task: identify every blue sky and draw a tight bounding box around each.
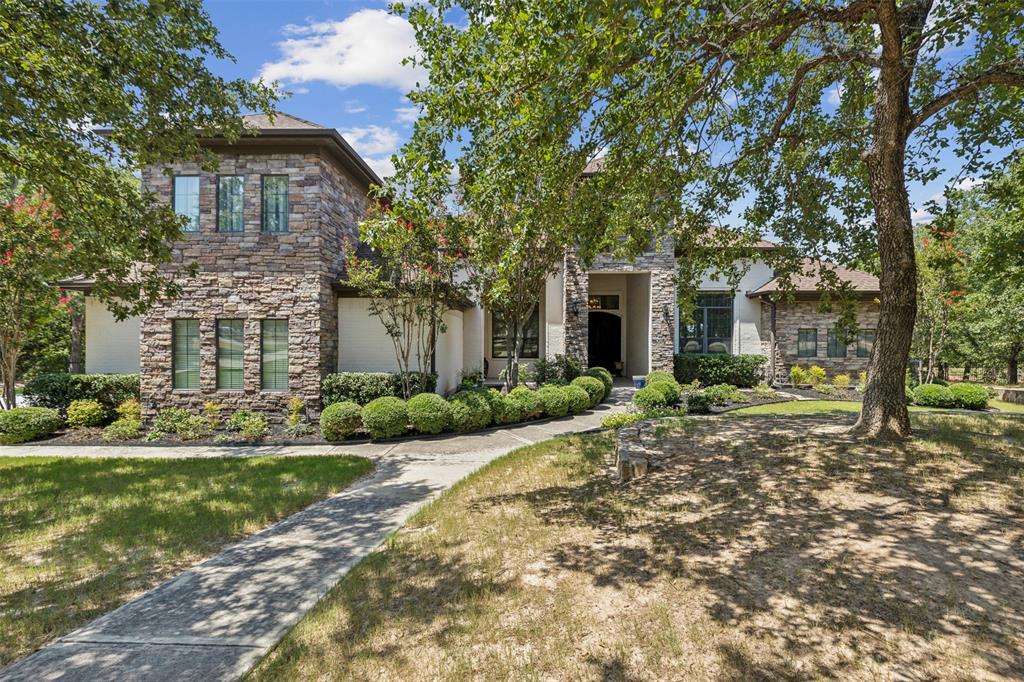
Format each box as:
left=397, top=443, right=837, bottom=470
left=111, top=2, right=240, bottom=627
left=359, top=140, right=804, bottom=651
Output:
left=203, top=0, right=1004, bottom=225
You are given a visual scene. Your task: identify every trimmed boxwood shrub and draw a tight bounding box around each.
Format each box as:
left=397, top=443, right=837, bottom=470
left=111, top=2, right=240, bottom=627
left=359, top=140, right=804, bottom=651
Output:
left=509, top=386, right=543, bottom=419
left=912, top=383, right=956, bottom=408
left=564, top=385, right=591, bottom=414
left=633, top=386, right=668, bottom=410
left=321, top=372, right=437, bottom=406
left=646, top=370, right=675, bottom=385
left=950, top=383, right=989, bottom=410
left=361, top=397, right=409, bottom=440
left=583, top=367, right=614, bottom=398
left=66, top=399, right=107, bottom=428
left=320, top=401, right=363, bottom=441
left=449, top=390, right=493, bottom=432
left=537, top=385, right=571, bottom=417
left=673, top=354, right=766, bottom=388
left=0, top=407, right=64, bottom=444
left=407, top=393, right=452, bottom=434
left=687, top=392, right=712, bottom=414
left=487, top=391, right=525, bottom=425
left=24, top=373, right=139, bottom=412
left=571, top=376, right=605, bottom=407
left=648, top=380, right=681, bottom=405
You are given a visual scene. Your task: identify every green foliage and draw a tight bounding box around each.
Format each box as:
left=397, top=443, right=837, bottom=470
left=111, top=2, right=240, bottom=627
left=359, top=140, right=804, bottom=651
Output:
left=0, top=407, right=63, bottom=444
left=531, top=355, right=582, bottom=386
left=563, top=385, right=591, bottom=414
left=949, top=383, right=990, bottom=410
left=407, top=393, right=452, bottom=434
left=536, top=385, right=571, bottom=417
left=790, top=365, right=807, bottom=386
left=286, top=398, right=305, bottom=428
left=806, top=366, right=827, bottom=387
left=912, top=383, right=956, bottom=408
left=647, top=380, right=681, bottom=405
left=24, top=373, right=139, bottom=413
left=633, top=386, right=668, bottom=411
left=571, top=376, right=605, bottom=407
left=321, top=372, right=437, bottom=406
left=175, top=415, right=211, bottom=441
left=753, top=383, right=777, bottom=399
left=645, top=370, right=675, bottom=385
left=858, top=371, right=868, bottom=392
left=833, top=374, right=852, bottom=390
left=235, top=413, right=269, bottom=441
left=102, top=418, right=142, bottom=442
left=601, top=411, right=647, bottom=430
left=704, top=384, right=746, bottom=406
left=582, top=366, right=614, bottom=398
left=508, top=386, right=543, bottom=419
left=674, top=355, right=766, bottom=388
left=153, top=407, right=192, bottom=434
left=815, top=384, right=837, bottom=397
left=686, top=392, right=713, bottom=414
left=226, top=409, right=259, bottom=432
left=485, top=390, right=524, bottom=425
left=203, top=401, right=223, bottom=429
left=360, top=397, right=409, bottom=440
left=449, top=390, right=493, bottom=432
left=320, top=402, right=363, bottom=442
left=115, top=399, right=141, bottom=421
left=66, top=399, right=106, bottom=428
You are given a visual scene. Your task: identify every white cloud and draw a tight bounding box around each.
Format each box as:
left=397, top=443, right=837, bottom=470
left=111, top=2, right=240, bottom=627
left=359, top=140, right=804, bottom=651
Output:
left=394, top=106, right=420, bottom=123
left=341, top=125, right=402, bottom=156
left=258, top=10, right=426, bottom=91
left=363, top=156, right=396, bottom=179
left=344, top=100, right=367, bottom=114
left=911, top=208, right=934, bottom=225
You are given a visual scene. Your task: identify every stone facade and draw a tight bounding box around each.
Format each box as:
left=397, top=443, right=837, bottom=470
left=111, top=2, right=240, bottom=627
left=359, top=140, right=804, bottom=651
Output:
left=138, top=150, right=370, bottom=420
left=562, top=250, right=589, bottom=366
left=764, top=298, right=881, bottom=379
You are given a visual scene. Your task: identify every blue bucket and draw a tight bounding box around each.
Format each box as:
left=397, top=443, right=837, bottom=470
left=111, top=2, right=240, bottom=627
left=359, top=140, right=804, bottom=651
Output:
left=632, top=376, right=646, bottom=389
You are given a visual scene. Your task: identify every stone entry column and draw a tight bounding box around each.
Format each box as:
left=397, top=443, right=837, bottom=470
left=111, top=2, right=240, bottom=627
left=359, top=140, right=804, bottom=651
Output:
left=649, top=265, right=676, bottom=372
left=562, top=250, right=589, bottom=366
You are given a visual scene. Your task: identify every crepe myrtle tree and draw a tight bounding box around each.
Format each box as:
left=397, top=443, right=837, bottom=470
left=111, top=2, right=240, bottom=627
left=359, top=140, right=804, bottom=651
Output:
left=343, top=200, right=470, bottom=399
left=397, top=0, right=1024, bottom=439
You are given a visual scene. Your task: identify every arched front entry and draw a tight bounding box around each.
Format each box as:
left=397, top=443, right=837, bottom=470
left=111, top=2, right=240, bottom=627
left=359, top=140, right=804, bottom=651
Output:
left=588, top=311, right=622, bottom=375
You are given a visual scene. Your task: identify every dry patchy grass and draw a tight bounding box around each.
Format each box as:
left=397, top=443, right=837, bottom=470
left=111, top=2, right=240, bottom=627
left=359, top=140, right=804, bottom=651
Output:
left=251, top=414, right=1024, bottom=681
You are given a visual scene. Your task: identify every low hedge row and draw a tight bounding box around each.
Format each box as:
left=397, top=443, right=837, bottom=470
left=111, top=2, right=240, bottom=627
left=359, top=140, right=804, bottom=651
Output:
left=673, top=354, right=766, bottom=388
left=24, top=373, right=140, bottom=413
left=320, top=381, right=606, bottom=442
left=321, top=372, right=437, bottom=406
left=912, top=382, right=989, bottom=410
left=0, top=407, right=64, bottom=444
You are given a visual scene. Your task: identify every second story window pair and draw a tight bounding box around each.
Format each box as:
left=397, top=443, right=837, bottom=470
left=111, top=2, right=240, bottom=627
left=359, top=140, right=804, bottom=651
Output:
left=172, top=174, right=289, bottom=234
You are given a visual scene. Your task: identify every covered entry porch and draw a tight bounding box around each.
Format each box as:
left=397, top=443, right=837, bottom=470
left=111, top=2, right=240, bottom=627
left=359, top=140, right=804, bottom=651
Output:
left=585, top=272, right=652, bottom=377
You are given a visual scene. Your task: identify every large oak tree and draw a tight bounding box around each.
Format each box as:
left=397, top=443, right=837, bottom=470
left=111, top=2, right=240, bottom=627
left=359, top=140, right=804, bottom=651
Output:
left=394, top=0, right=1024, bottom=438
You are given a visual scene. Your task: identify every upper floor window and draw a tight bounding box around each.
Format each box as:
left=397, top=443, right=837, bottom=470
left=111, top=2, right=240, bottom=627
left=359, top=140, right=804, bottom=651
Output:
left=681, top=292, right=732, bottom=354
left=172, top=319, right=200, bottom=390
left=262, top=175, right=289, bottom=233
left=827, top=328, right=847, bottom=358
left=492, top=309, right=540, bottom=358
left=797, top=328, right=818, bottom=357
left=173, top=176, right=200, bottom=232
left=857, top=329, right=876, bottom=358
left=217, top=175, right=244, bottom=232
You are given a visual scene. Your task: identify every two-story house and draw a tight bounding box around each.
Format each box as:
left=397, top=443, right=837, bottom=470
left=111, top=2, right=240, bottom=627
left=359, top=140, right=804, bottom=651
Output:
left=67, top=113, right=880, bottom=417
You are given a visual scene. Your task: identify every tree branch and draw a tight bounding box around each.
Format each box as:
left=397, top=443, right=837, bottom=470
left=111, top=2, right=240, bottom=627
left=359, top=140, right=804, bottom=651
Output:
left=910, top=64, right=1024, bottom=131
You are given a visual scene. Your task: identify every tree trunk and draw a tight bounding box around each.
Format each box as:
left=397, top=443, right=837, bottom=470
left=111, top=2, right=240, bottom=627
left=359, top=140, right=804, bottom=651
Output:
left=963, top=363, right=971, bottom=382
left=69, top=305, right=84, bottom=374
left=0, top=347, right=16, bottom=410
left=1009, top=341, right=1021, bottom=385
left=853, top=12, right=917, bottom=440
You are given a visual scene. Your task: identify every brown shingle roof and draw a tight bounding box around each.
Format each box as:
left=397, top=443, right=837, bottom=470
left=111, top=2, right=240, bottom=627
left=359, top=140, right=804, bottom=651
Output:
left=582, top=156, right=606, bottom=176
left=242, top=112, right=326, bottom=130
left=747, top=259, right=880, bottom=297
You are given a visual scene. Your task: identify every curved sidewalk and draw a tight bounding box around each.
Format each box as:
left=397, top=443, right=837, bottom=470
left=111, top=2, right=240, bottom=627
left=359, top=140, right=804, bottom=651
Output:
left=0, top=389, right=629, bottom=682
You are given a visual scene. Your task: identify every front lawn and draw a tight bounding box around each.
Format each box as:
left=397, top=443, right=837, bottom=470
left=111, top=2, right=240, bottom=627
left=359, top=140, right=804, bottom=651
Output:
left=250, top=414, right=1024, bottom=680
left=0, top=454, right=372, bottom=665
left=730, top=398, right=1024, bottom=416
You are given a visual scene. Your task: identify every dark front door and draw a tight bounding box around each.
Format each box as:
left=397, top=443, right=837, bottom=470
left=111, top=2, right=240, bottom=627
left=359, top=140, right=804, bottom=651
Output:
left=588, top=311, right=622, bottom=375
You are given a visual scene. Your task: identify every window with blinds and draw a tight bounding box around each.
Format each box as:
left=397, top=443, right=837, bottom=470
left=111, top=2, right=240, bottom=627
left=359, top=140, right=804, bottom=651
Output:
left=262, top=175, right=289, bottom=233
left=217, top=175, right=244, bottom=232
left=216, top=320, right=244, bottom=390
left=797, top=328, right=818, bottom=358
left=261, top=319, right=288, bottom=390
left=172, top=319, right=200, bottom=390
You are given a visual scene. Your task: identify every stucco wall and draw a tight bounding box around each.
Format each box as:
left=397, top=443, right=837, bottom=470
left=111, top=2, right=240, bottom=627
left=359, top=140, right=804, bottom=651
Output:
left=694, top=259, right=775, bottom=355
left=625, top=273, right=651, bottom=377
left=84, top=297, right=141, bottom=373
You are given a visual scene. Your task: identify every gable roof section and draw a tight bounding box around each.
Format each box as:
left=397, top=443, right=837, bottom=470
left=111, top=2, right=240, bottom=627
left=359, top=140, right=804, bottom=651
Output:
left=747, top=259, right=880, bottom=299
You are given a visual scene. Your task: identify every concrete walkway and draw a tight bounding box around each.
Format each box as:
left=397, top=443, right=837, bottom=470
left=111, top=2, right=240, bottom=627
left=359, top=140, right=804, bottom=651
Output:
left=0, top=389, right=630, bottom=682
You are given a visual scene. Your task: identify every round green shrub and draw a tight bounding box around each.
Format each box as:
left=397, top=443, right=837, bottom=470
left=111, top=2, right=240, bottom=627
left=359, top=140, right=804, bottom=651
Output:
left=687, top=392, right=712, bottom=414
left=407, top=393, right=452, bottom=434
left=949, top=382, right=989, bottom=410
left=67, top=399, right=107, bottom=428
left=646, top=370, right=675, bottom=385
left=509, top=386, right=543, bottom=419
left=116, top=399, right=142, bottom=421
left=449, top=390, right=493, bottom=432
left=571, top=376, right=605, bottom=407
left=537, top=385, right=571, bottom=417
left=704, top=383, right=744, bottom=405
left=361, top=397, right=409, bottom=440
left=0, top=407, right=64, bottom=444
left=583, top=367, right=614, bottom=397
left=320, top=401, right=363, bottom=441
left=102, top=418, right=142, bottom=442
left=912, top=383, right=955, bottom=408
left=647, top=380, right=681, bottom=405
left=488, top=392, right=526, bottom=425
left=633, top=386, right=668, bottom=410
left=564, top=385, right=591, bottom=413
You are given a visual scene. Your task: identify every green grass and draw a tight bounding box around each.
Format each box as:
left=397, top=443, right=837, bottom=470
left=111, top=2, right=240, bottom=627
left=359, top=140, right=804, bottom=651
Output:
left=0, top=454, right=372, bottom=665
left=991, top=399, right=1024, bottom=413
left=728, top=399, right=863, bottom=415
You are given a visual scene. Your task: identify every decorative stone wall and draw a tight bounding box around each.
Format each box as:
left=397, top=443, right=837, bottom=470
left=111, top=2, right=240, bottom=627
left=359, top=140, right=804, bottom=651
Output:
left=614, top=419, right=674, bottom=482
left=139, top=150, right=370, bottom=420
left=562, top=250, right=589, bottom=366
left=770, top=298, right=881, bottom=377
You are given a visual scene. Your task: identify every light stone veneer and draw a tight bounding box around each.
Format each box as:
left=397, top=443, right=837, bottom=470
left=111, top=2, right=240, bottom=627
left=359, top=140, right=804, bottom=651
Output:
left=765, top=298, right=881, bottom=377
